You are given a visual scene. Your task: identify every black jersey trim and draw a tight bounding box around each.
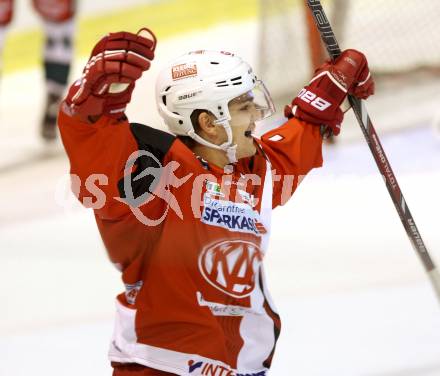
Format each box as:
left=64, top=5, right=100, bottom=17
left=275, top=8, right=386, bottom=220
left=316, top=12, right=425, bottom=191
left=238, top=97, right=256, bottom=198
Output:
left=117, top=123, right=176, bottom=201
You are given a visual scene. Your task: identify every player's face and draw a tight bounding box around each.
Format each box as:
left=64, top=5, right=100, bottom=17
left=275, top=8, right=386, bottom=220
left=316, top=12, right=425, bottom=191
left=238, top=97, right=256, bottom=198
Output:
left=227, top=94, right=259, bottom=159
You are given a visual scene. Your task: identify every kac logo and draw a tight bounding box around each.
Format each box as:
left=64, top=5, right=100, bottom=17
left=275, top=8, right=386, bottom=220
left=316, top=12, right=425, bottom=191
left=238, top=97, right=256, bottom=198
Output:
left=199, top=240, right=263, bottom=298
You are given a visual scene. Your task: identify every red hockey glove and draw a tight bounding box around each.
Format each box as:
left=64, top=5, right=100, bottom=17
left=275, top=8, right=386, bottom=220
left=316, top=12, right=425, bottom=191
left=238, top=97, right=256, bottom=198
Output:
left=285, top=49, right=375, bottom=136
left=65, top=28, right=156, bottom=120
left=0, top=0, right=13, bottom=25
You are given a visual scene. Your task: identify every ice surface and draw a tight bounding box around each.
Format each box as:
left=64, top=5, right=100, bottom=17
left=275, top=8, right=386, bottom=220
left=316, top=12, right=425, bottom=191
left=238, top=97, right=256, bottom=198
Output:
left=1, top=126, right=439, bottom=375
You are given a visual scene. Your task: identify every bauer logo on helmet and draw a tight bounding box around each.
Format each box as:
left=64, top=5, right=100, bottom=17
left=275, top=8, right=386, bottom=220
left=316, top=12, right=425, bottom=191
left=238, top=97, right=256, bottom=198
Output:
left=178, top=91, right=200, bottom=101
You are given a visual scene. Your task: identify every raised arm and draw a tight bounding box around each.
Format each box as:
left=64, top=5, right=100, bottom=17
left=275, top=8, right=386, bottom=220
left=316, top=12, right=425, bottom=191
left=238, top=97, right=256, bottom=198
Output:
left=58, top=29, right=158, bottom=219
left=261, top=49, right=374, bottom=207
left=65, top=28, right=156, bottom=122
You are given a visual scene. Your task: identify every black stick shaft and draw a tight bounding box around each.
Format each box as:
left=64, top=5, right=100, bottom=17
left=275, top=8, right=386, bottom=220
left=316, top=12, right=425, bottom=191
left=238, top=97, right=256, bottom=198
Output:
left=306, top=0, right=440, bottom=300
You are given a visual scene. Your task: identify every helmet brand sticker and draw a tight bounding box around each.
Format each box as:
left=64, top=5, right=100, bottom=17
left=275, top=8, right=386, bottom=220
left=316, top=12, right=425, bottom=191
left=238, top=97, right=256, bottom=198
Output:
left=172, top=63, right=198, bottom=80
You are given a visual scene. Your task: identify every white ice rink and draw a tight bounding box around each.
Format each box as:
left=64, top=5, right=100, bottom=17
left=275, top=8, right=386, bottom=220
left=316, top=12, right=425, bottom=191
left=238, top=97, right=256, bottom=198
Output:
left=1, top=20, right=440, bottom=376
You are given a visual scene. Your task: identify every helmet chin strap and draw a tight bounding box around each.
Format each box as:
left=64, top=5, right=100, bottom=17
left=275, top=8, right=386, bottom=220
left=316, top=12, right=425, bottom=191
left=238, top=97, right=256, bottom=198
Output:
left=187, top=120, right=238, bottom=164
left=225, top=144, right=238, bottom=164
left=220, top=120, right=238, bottom=164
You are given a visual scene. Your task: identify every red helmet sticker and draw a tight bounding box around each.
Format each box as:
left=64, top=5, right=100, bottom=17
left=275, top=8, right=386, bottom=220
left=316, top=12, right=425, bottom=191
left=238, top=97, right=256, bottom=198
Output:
left=171, top=63, right=198, bottom=80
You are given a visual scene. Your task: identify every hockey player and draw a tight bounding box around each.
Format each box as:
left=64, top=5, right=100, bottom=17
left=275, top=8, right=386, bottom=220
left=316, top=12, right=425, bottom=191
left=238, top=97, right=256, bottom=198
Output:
left=0, top=0, right=76, bottom=140
left=58, top=29, right=374, bottom=376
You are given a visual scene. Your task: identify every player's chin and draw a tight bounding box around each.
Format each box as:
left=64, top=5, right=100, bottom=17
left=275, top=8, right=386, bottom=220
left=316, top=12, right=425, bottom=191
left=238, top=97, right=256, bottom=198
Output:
left=237, top=142, right=257, bottom=160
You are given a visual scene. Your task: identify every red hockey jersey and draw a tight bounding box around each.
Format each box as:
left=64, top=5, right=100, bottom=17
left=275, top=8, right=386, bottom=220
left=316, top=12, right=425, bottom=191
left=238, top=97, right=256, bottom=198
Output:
left=58, top=105, right=323, bottom=376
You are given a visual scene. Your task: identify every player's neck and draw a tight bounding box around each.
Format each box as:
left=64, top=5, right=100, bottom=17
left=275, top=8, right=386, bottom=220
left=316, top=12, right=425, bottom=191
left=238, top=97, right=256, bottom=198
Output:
left=192, top=144, right=229, bottom=169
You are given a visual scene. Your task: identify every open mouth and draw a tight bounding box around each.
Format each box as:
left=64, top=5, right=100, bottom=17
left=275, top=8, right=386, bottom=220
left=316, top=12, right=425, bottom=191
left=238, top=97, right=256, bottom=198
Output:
left=244, top=124, right=255, bottom=138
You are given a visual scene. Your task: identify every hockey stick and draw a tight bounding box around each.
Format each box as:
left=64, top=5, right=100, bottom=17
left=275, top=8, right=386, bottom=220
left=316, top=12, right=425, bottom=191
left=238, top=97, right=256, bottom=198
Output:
left=305, top=0, right=440, bottom=303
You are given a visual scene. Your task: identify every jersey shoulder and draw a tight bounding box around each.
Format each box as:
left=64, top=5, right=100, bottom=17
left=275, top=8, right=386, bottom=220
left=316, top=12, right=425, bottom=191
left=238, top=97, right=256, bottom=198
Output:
left=129, top=122, right=176, bottom=159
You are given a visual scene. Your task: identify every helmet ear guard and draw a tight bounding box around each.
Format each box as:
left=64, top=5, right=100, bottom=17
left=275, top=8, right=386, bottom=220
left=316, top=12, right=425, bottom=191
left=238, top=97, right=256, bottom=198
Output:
left=155, top=50, right=275, bottom=163
left=157, top=101, right=191, bottom=136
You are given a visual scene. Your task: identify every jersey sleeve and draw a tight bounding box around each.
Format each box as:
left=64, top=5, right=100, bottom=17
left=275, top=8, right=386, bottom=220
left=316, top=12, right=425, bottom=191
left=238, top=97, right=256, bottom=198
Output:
left=58, top=102, right=175, bottom=220
left=258, top=117, right=324, bottom=208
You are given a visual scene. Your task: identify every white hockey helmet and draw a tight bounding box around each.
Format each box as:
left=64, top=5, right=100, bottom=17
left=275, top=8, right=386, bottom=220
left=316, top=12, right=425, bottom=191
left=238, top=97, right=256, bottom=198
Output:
left=155, top=50, right=275, bottom=162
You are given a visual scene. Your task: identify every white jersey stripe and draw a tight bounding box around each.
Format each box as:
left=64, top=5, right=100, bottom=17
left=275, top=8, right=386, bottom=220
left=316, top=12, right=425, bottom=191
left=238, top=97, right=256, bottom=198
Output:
left=237, top=160, right=275, bottom=371
left=109, top=300, right=269, bottom=375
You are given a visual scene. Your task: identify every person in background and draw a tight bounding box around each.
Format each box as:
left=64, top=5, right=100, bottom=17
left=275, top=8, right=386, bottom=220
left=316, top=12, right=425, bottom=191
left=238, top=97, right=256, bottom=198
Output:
left=0, top=0, right=76, bottom=140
